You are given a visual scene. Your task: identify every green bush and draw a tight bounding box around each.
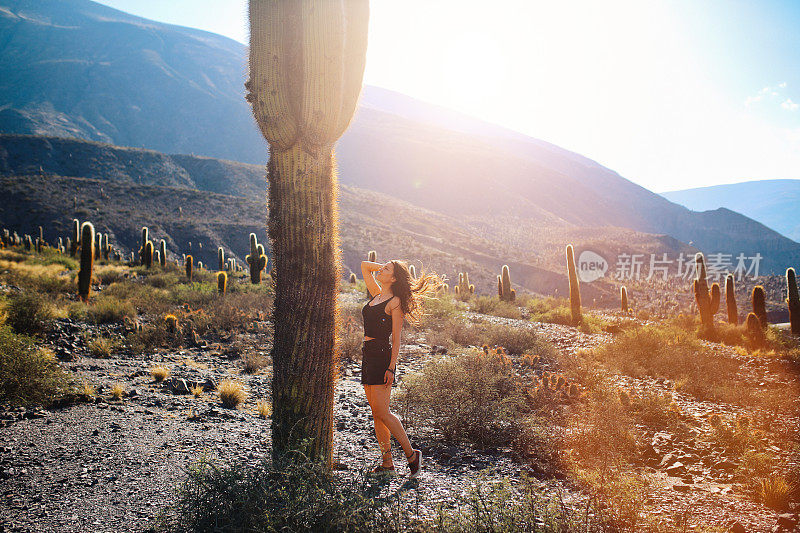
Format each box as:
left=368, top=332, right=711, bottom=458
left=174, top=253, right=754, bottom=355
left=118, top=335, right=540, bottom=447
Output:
left=86, top=295, right=136, bottom=324
left=0, top=325, right=72, bottom=407
left=5, top=292, right=54, bottom=335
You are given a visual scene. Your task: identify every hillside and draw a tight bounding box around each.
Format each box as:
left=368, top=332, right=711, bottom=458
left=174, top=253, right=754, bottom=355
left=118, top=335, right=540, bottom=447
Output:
left=662, top=180, right=800, bottom=243
left=1, top=0, right=799, bottom=274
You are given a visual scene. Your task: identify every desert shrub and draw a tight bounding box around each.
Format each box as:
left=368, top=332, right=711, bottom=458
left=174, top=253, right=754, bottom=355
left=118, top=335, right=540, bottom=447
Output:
left=256, top=400, right=271, bottom=418
left=242, top=353, right=269, bottom=374
left=396, top=349, right=525, bottom=447
left=758, top=474, right=794, bottom=510
left=87, top=336, right=119, bottom=358
left=471, top=295, right=522, bottom=319
left=0, top=325, right=72, bottom=407
left=218, top=380, right=247, bottom=408
left=86, top=295, right=136, bottom=324
left=5, top=292, right=54, bottom=335
left=706, top=414, right=763, bottom=456
left=428, top=317, right=558, bottom=358
left=526, top=297, right=574, bottom=325
left=110, top=383, right=125, bottom=400
left=94, top=265, right=127, bottom=285
left=150, top=366, right=170, bottom=382
left=154, top=455, right=598, bottom=533
left=623, top=389, right=681, bottom=429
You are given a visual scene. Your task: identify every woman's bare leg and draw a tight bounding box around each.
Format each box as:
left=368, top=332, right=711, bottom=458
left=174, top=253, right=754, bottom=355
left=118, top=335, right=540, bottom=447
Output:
left=364, top=385, right=393, bottom=466
left=370, top=382, right=414, bottom=460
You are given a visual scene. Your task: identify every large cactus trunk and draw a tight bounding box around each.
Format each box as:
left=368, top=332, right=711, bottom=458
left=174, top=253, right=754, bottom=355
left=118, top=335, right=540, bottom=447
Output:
left=247, top=0, right=369, bottom=467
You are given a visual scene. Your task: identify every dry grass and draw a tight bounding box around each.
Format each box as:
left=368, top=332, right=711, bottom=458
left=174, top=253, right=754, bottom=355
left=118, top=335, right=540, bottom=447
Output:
left=758, top=474, right=794, bottom=510
left=191, top=385, right=204, bottom=398
left=150, top=365, right=170, bottom=382
left=87, top=336, right=117, bottom=358
left=110, top=383, right=125, bottom=400
left=81, top=382, right=97, bottom=398
left=257, top=399, right=271, bottom=418
left=218, top=380, right=247, bottom=408
left=242, top=353, right=269, bottom=374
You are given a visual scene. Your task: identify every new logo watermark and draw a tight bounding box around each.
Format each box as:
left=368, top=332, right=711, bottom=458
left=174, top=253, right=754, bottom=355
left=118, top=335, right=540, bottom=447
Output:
left=577, top=250, right=763, bottom=282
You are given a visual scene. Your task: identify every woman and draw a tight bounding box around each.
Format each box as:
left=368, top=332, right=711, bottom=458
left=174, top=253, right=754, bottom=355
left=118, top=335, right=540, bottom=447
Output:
left=360, top=259, right=446, bottom=477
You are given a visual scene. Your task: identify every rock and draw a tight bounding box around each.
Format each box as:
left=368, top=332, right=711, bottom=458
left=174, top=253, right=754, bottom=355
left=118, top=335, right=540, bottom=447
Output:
left=665, top=462, right=686, bottom=476
left=773, top=514, right=798, bottom=532
left=728, top=521, right=745, bottom=533
left=672, top=483, right=691, bottom=492
left=128, top=388, right=138, bottom=397
left=167, top=378, right=191, bottom=395
left=713, top=459, right=737, bottom=472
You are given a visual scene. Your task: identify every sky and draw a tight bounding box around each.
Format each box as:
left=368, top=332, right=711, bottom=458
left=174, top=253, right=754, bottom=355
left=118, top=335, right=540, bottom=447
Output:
left=95, top=0, right=800, bottom=193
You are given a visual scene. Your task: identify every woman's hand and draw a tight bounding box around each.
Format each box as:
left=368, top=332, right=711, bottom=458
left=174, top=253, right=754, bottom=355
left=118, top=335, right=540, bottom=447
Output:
left=383, top=370, right=394, bottom=386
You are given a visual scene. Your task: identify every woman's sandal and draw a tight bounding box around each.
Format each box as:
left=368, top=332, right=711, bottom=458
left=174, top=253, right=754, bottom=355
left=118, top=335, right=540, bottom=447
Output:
left=368, top=464, right=396, bottom=476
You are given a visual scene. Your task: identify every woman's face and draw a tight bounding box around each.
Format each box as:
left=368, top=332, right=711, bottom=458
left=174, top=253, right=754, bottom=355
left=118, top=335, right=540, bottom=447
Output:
left=376, top=261, right=395, bottom=285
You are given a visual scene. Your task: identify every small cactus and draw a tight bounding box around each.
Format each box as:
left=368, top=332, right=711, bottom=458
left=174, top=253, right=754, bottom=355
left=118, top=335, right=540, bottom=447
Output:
left=566, top=244, right=582, bottom=325
left=164, top=314, right=178, bottom=334
left=185, top=255, right=193, bottom=281
left=349, top=272, right=356, bottom=284
left=500, top=265, right=512, bottom=302
left=409, top=264, right=416, bottom=278
left=752, top=285, right=767, bottom=330
left=78, top=222, right=95, bottom=302
left=217, top=271, right=227, bottom=295
left=140, top=227, right=149, bottom=266
left=786, top=268, right=800, bottom=335
left=745, top=312, right=765, bottom=347
left=102, top=233, right=110, bottom=260
left=620, top=286, right=628, bottom=314
left=246, top=233, right=268, bottom=284
left=154, top=250, right=161, bottom=267
left=725, top=274, right=738, bottom=325
left=692, top=253, right=716, bottom=334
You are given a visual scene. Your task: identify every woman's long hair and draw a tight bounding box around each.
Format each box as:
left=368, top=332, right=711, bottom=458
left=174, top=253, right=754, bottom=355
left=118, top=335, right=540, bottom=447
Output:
left=389, top=260, right=448, bottom=328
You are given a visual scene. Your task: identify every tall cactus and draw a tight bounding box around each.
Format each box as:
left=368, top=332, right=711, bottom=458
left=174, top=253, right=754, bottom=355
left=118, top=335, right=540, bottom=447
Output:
left=246, top=233, right=268, bottom=284
left=102, top=233, right=110, bottom=260
left=185, top=255, right=193, bottom=281
left=692, top=253, right=716, bottom=335
left=159, top=239, right=167, bottom=268
left=140, top=227, right=149, bottom=266
left=500, top=265, right=512, bottom=302
left=70, top=219, right=80, bottom=257
left=247, top=0, right=369, bottom=466
left=787, top=268, right=800, bottom=335
left=143, top=241, right=154, bottom=269
left=566, top=244, right=582, bottom=325
left=725, top=274, right=738, bottom=325
left=752, top=285, right=767, bottom=330
left=218, top=247, right=225, bottom=272
left=78, top=222, right=94, bottom=302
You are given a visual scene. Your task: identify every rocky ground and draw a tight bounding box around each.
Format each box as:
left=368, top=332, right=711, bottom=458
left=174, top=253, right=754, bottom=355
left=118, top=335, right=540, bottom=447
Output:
left=0, top=293, right=798, bottom=532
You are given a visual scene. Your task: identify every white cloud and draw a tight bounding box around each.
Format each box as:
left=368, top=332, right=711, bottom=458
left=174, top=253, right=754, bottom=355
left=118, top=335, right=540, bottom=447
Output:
left=781, top=98, right=798, bottom=111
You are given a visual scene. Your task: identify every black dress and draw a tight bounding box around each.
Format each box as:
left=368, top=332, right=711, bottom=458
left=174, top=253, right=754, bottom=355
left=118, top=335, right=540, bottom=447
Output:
left=361, top=294, right=393, bottom=385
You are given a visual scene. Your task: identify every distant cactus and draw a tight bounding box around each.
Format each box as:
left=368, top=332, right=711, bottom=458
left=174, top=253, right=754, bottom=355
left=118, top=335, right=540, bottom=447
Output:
left=70, top=219, right=80, bottom=257
left=94, top=232, right=101, bottom=260
left=24, top=234, right=32, bottom=251
left=349, top=272, right=356, bottom=284
left=197, top=261, right=203, bottom=271
left=246, top=233, right=268, bottom=284
left=143, top=241, right=154, bottom=269
left=218, top=247, right=225, bottom=272
left=57, top=237, right=63, bottom=252
left=35, top=236, right=42, bottom=253
left=566, top=244, right=582, bottom=325
left=217, top=271, right=227, bottom=295
left=185, top=255, right=193, bottom=281
left=751, top=285, right=767, bottom=330
left=786, top=268, right=800, bottom=335
left=497, top=275, right=502, bottom=299
left=409, top=264, right=416, bottom=278
left=692, top=253, right=716, bottom=334
left=38, top=226, right=44, bottom=246
left=164, top=314, right=178, bottom=334
left=710, top=282, right=721, bottom=315
left=78, top=222, right=95, bottom=302
left=510, top=288, right=515, bottom=301
left=140, top=227, right=149, bottom=266
left=500, top=265, right=512, bottom=302
left=725, top=274, right=738, bottom=325
left=154, top=250, right=161, bottom=266
left=101, top=233, right=110, bottom=260
left=159, top=239, right=167, bottom=267
left=621, top=286, right=628, bottom=314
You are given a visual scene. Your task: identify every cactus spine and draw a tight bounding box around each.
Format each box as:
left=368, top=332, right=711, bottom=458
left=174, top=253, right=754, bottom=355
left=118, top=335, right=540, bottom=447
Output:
left=185, top=255, right=193, bottom=281
left=159, top=239, right=167, bottom=268
left=78, top=222, right=94, bottom=302
left=247, top=0, right=369, bottom=466
left=787, top=268, right=800, bottom=335
left=725, top=274, right=738, bottom=325
left=752, top=285, right=767, bottom=330
left=566, top=244, right=582, bottom=325
left=246, top=233, right=268, bottom=284
left=217, top=271, right=227, bottom=295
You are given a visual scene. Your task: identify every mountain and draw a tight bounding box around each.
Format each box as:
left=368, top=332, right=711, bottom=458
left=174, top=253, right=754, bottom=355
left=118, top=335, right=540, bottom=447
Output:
left=661, top=180, right=800, bottom=243
left=1, top=0, right=799, bottom=275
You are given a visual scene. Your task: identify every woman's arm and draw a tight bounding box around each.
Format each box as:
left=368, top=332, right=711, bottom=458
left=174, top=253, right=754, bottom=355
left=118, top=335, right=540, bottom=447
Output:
left=361, top=261, right=382, bottom=298
left=388, top=301, right=402, bottom=374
